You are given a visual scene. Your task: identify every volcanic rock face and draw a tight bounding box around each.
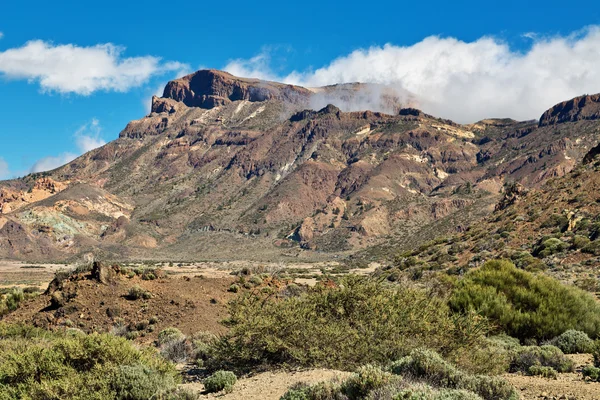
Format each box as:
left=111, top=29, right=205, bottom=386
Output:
left=539, top=94, right=600, bottom=126
left=3, top=70, right=600, bottom=262
left=156, top=69, right=313, bottom=111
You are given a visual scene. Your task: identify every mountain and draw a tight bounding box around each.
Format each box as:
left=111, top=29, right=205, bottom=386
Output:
left=2, top=70, right=600, bottom=262
left=373, top=143, right=600, bottom=289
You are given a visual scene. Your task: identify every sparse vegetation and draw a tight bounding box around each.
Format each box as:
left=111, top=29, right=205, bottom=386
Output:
left=281, top=349, right=516, bottom=400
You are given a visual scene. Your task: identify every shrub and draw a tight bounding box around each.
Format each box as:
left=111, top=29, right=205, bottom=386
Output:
left=210, top=276, right=489, bottom=372
left=203, top=370, right=237, bottom=393
left=280, top=381, right=344, bottom=400
left=486, top=334, right=521, bottom=351
left=191, top=331, right=218, bottom=363
left=127, top=285, right=151, bottom=300
left=0, top=323, right=179, bottom=399
left=509, top=345, right=573, bottom=373
left=533, top=238, right=568, bottom=257
left=527, top=365, right=557, bottom=379
left=228, top=284, right=240, bottom=293
left=158, top=327, right=185, bottom=345
left=0, top=288, right=37, bottom=317
left=582, top=365, right=600, bottom=382
left=160, top=338, right=191, bottom=363
left=111, top=363, right=177, bottom=399
left=391, top=348, right=518, bottom=400
left=593, top=340, right=600, bottom=367
left=582, top=239, right=600, bottom=256
left=548, top=330, right=594, bottom=354
left=341, top=364, right=393, bottom=399
left=449, top=260, right=600, bottom=341
left=393, top=387, right=483, bottom=400
left=572, top=235, right=591, bottom=250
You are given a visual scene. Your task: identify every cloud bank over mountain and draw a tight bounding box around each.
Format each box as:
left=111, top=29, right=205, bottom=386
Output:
left=225, top=27, right=600, bottom=122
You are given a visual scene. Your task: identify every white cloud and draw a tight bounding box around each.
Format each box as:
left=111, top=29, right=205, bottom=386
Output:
left=224, top=50, right=280, bottom=82
left=224, top=26, right=600, bottom=123
left=0, top=157, right=10, bottom=180
left=0, top=40, right=185, bottom=95
left=29, top=118, right=107, bottom=173
left=30, top=153, right=77, bottom=173
left=74, top=118, right=106, bottom=152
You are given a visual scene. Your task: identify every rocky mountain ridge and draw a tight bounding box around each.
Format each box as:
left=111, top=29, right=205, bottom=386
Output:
left=2, top=70, right=600, bottom=262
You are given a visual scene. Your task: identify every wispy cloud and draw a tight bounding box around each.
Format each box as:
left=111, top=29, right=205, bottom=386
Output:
left=224, top=26, right=600, bottom=122
left=30, top=118, right=107, bottom=173
left=0, top=40, right=187, bottom=95
left=74, top=118, right=106, bottom=152
left=0, top=157, right=10, bottom=180
left=30, top=153, right=77, bottom=174
left=0, top=32, right=4, bottom=40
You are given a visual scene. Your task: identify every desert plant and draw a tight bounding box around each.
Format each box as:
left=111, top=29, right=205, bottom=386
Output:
left=527, top=365, right=557, bottom=379
left=532, top=238, right=568, bottom=257
left=582, top=365, right=600, bottom=382
left=210, top=276, right=489, bottom=372
left=450, top=260, right=600, bottom=341
left=548, top=330, right=594, bottom=354
left=203, top=370, right=237, bottom=393
left=0, top=323, right=179, bottom=399
left=160, top=338, right=191, bottom=363
left=341, top=364, right=393, bottom=399
left=158, top=327, right=185, bottom=345
left=391, top=348, right=518, bottom=400
left=509, top=345, right=573, bottom=373
left=127, top=285, right=151, bottom=300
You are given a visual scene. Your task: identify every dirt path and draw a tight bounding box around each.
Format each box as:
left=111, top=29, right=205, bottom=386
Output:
left=184, top=369, right=350, bottom=400
left=504, top=354, right=600, bottom=400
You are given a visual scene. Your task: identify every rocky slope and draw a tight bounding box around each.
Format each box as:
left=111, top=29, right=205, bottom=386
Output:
left=372, top=144, right=600, bottom=289
left=2, top=70, right=600, bottom=262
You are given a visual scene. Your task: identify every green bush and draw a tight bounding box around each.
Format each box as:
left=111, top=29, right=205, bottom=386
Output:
left=533, top=238, right=568, bottom=257
left=228, top=284, right=240, bottom=293
left=509, top=345, right=573, bottom=373
left=391, top=348, right=517, bottom=400
left=582, top=365, right=600, bottom=382
left=593, top=340, right=600, bottom=367
left=111, top=363, right=177, bottom=399
left=393, top=387, right=483, bottom=400
left=0, top=288, right=38, bottom=317
left=341, top=364, right=393, bottom=399
left=203, top=370, right=237, bottom=393
left=582, top=239, right=600, bottom=256
left=527, top=365, right=557, bottom=379
left=280, top=381, right=344, bottom=400
left=549, top=330, right=594, bottom=354
left=449, top=260, right=600, bottom=340
left=158, top=327, right=185, bottom=345
left=0, top=323, right=179, bottom=399
left=127, top=285, right=152, bottom=300
left=210, top=276, right=489, bottom=372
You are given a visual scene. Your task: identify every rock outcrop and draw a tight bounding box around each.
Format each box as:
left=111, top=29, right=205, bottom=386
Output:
left=154, top=69, right=312, bottom=111
left=539, top=94, right=600, bottom=126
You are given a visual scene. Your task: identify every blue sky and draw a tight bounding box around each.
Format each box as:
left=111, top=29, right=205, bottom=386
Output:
left=1, top=0, right=600, bottom=179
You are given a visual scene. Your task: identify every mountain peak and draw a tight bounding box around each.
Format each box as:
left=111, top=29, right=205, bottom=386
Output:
left=539, top=93, right=600, bottom=127
left=152, top=69, right=312, bottom=112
